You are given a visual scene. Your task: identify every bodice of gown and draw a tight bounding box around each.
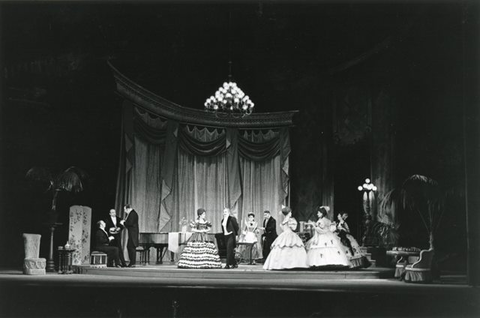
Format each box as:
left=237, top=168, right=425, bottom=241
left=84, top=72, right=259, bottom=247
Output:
left=194, top=222, right=210, bottom=231
left=189, top=221, right=212, bottom=242
left=315, top=218, right=332, bottom=234
left=244, top=221, right=257, bottom=233
left=281, top=218, right=298, bottom=232
left=337, top=220, right=350, bottom=233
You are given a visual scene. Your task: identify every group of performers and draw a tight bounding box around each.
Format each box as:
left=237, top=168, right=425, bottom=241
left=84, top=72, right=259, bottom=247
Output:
left=176, top=205, right=370, bottom=271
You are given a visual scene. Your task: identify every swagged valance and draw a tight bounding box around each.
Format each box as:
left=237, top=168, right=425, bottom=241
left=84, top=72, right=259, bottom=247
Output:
left=110, top=62, right=297, bottom=233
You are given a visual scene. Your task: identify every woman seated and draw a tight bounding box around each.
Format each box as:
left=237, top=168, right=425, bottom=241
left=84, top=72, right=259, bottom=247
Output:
left=306, top=206, right=351, bottom=269
left=177, top=208, right=222, bottom=269
left=238, top=212, right=262, bottom=263
left=335, top=212, right=370, bottom=268
left=263, top=206, right=308, bottom=270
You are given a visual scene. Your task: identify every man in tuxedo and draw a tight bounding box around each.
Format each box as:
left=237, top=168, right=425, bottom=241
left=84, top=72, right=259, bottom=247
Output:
left=221, top=208, right=239, bottom=269
left=120, top=204, right=139, bottom=267
left=261, top=210, right=277, bottom=263
left=105, top=209, right=127, bottom=267
left=94, top=220, right=121, bottom=268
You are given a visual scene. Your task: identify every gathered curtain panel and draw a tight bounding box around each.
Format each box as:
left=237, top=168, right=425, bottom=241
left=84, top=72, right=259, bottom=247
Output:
left=115, top=101, right=291, bottom=235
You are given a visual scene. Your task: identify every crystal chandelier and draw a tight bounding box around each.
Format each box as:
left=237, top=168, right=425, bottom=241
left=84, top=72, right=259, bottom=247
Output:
left=204, top=63, right=254, bottom=117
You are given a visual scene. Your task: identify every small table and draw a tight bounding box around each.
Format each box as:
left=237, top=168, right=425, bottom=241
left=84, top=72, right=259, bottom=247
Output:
left=58, top=248, right=76, bottom=274
left=236, top=242, right=256, bottom=265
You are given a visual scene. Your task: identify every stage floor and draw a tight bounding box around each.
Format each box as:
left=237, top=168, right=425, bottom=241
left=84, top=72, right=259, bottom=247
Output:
left=1, top=266, right=477, bottom=317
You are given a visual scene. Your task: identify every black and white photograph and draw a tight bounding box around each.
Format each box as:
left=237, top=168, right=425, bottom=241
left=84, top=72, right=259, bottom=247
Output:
left=0, top=0, right=479, bottom=317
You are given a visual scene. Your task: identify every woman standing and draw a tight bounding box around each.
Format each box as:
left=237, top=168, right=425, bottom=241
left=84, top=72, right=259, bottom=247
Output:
left=238, top=213, right=262, bottom=263
left=336, top=212, right=370, bottom=268
left=306, top=206, right=351, bottom=268
left=263, top=206, right=308, bottom=270
left=177, top=208, right=222, bottom=269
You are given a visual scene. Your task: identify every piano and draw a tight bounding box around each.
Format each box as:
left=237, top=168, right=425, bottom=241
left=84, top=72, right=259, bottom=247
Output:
left=139, top=232, right=169, bottom=264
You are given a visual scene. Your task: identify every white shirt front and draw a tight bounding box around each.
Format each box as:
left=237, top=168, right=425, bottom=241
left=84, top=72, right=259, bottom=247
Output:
left=222, top=217, right=232, bottom=235
left=110, top=216, right=117, bottom=227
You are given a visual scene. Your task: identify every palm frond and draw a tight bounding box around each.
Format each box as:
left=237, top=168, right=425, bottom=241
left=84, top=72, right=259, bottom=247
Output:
left=65, top=166, right=89, bottom=180
left=25, top=167, right=54, bottom=191
left=54, top=168, right=85, bottom=193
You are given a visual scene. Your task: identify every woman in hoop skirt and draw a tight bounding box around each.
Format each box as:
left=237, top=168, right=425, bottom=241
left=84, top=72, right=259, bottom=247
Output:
left=263, top=206, right=308, bottom=270
left=335, top=212, right=371, bottom=268
left=177, top=208, right=222, bottom=269
left=306, top=206, right=351, bottom=269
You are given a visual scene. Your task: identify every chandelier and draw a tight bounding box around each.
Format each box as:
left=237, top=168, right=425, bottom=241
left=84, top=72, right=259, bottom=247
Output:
left=204, top=63, right=254, bottom=117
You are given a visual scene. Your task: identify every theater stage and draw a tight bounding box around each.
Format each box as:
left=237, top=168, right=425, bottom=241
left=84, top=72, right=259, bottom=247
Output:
left=75, top=263, right=395, bottom=289
left=0, top=265, right=477, bottom=318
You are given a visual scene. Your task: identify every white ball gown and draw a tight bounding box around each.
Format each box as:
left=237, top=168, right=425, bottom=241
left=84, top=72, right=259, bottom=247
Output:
left=263, top=217, right=308, bottom=270
left=306, top=218, right=352, bottom=268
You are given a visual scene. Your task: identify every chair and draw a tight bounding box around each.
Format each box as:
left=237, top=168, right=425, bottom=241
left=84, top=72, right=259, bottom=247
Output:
left=90, top=251, right=107, bottom=268
left=395, top=259, right=408, bottom=278
left=136, top=246, right=149, bottom=265
left=23, top=233, right=46, bottom=275
left=404, top=249, right=434, bottom=283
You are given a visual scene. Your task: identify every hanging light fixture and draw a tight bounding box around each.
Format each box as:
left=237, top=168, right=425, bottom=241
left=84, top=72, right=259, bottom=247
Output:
left=204, top=61, right=254, bottom=118
left=204, top=9, right=254, bottom=118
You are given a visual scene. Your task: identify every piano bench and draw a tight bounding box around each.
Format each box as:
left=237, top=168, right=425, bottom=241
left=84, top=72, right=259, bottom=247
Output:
left=90, top=251, right=107, bottom=268
left=136, top=247, right=149, bottom=265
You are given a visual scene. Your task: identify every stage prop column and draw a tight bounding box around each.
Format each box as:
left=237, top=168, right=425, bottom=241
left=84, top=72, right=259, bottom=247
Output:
left=68, top=205, right=92, bottom=266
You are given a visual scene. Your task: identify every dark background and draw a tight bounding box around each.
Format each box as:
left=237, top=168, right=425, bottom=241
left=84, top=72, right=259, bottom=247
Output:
left=0, top=1, right=478, bottom=273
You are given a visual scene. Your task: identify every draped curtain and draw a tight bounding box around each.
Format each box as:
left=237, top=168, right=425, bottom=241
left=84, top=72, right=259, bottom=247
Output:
left=115, top=101, right=292, bottom=236
left=171, top=127, right=228, bottom=233
left=239, top=130, right=289, bottom=235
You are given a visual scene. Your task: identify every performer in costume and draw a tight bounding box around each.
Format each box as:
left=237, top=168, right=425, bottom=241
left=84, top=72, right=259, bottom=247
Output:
left=263, top=206, right=308, bottom=270
left=120, top=204, right=139, bottom=267
left=105, top=208, right=127, bottom=267
left=335, top=212, right=371, bottom=268
left=94, top=220, right=122, bottom=268
left=261, top=210, right=277, bottom=263
left=306, top=206, right=351, bottom=269
left=221, top=208, right=239, bottom=269
left=177, top=208, right=222, bottom=269
left=238, top=212, right=261, bottom=263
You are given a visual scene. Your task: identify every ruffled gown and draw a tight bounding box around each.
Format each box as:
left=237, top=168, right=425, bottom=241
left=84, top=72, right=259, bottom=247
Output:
left=336, top=221, right=370, bottom=268
left=177, top=222, right=222, bottom=269
left=306, top=218, right=352, bottom=268
left=263, top=217, right=308, bottom=270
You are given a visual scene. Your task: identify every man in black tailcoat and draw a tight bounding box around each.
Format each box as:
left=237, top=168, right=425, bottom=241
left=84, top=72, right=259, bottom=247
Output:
left=261, top=210, right=277, bottom=263
left=120, top=204, right=139, bottom=267
left=105, top=208, right=127, bottom=267
left=221, top=207, right=239, bottom=269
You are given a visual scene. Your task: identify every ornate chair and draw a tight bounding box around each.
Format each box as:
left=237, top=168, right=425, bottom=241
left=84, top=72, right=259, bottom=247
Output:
left=404, top=249, right=435, bottom=283
left=395, top=259, right=408, bottom=278
left=23, top=233, right=46, bottom=275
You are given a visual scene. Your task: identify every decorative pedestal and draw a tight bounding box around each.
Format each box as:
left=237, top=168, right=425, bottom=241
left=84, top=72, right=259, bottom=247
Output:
left=68, top=205, right=92, bottom=266
left=90, top=251, right=107, bottom=268
left=58, top=248, right=76, bottom=274
left=23, top=233, right=46, bottom=275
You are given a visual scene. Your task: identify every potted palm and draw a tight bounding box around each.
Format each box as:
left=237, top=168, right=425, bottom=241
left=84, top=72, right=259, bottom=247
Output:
left=381, top=174, right=445, bottom=250
left=26, top=166, right=87, bottom=272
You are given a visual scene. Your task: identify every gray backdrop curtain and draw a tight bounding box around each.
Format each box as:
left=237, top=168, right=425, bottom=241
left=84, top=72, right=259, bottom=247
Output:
left=115, top=101, right=291, bottom=237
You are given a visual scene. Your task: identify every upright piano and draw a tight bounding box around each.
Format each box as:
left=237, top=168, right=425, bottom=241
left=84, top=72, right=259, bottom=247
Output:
left=139, top=232, right=169, bottom=264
